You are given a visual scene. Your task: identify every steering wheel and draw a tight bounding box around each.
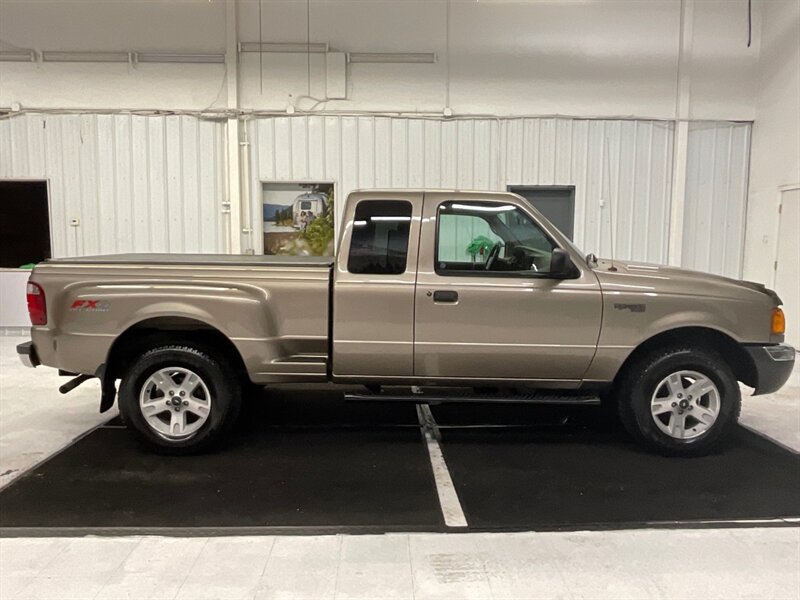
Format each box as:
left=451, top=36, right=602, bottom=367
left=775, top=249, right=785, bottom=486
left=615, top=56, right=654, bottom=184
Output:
left=485, top=242, right=503, bottom=271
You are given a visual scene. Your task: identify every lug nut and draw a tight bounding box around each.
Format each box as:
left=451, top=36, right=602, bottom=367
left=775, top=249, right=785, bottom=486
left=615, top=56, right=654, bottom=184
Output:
left=179, top=391, right=186, bottom=397
left=677, top=393, right=683, bottom=399
left=169, top=391, right=174, bottom=396
left=688, top=405, right=693, bottom=410
left=174, top=407, right=180, bottom=412
left=671, top=402, right=677, bottom=407
left=183, top=400, right=189, bottom=406
left=687, top=395, right=693, bottom=400
left=678, top=410, right=684, bottom=415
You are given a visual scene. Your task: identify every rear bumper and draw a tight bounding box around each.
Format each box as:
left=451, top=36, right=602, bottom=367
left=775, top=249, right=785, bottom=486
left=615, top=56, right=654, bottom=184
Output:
left=17, top=341, right=40, bottom=368
left=743, top=344, right=795, bottom=395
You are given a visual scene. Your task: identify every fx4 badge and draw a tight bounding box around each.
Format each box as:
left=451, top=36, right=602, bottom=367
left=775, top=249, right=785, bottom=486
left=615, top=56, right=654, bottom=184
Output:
left=70, top=299, right=110, bottom=312
left=614, top=303, right=646, bottom=313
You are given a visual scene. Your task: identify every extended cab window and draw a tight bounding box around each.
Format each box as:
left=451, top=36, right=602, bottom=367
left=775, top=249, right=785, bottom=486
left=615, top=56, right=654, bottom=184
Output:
left=436, top=201, right=556, bottom=275
left=348, top=200, right=413, bottom=275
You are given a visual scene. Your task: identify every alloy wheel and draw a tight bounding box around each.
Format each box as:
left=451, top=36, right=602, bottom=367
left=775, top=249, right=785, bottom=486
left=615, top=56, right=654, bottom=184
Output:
left=650, top=370, right=720, bottom=440
left=139, top=367, right=212, bottom=441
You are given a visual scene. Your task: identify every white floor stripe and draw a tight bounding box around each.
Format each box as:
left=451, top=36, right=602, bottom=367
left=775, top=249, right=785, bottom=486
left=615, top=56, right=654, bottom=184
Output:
left=417, top=404, right=468, bottom=528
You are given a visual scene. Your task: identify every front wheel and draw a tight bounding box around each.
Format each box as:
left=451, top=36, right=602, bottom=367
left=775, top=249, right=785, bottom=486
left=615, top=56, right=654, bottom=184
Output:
left=118, top=344, right=242, bottom=455
left=616, top=346, right=741, bottom=457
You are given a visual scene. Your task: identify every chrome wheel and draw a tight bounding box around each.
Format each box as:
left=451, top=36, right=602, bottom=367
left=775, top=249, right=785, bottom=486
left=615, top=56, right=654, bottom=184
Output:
left=139, top=367, right=212, bottom=441
left=650, top=370, right=720, bottom=440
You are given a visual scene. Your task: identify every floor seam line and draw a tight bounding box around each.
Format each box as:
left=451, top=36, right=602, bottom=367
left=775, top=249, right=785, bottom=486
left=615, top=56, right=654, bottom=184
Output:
left=416, top=404, right=468, bottom=529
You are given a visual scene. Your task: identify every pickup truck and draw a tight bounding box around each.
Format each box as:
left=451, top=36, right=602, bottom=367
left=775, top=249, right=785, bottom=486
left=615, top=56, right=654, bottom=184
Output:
left=18, top=189, right=795, bottom=456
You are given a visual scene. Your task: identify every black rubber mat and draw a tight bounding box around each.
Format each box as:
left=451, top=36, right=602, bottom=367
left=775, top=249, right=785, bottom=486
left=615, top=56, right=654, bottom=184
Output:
left=2, top=393, right=798, bottom=533
left=0, top=391, right=441, bottom=532
left=438, top=406, right=800, bottom=529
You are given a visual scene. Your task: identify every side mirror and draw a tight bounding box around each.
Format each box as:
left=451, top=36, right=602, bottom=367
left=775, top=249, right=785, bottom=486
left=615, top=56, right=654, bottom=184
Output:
left=549, top=248, right=574, bottom=278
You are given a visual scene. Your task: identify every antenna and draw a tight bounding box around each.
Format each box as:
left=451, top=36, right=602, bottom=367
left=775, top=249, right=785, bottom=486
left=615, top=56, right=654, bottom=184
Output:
left=602, top=135, right=618, bottom=272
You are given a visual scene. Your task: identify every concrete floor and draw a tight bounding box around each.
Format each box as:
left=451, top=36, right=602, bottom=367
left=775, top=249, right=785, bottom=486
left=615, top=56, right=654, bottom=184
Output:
left=1, top=333, right=798, bottom=599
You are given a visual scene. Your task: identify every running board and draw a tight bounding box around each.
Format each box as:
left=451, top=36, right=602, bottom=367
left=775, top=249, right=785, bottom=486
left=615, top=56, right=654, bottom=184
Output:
left=344, top=388, right=600, bottom=405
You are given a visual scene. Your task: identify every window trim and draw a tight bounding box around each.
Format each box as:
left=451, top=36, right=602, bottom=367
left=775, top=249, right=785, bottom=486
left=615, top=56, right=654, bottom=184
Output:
left=433, top=200, right=565, bottom=279
left=346, top=198, right=414, bottom=275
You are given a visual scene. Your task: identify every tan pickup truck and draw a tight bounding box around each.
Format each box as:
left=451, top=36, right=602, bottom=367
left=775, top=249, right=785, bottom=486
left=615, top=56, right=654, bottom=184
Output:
left=18, top=190, right=794, bottom=456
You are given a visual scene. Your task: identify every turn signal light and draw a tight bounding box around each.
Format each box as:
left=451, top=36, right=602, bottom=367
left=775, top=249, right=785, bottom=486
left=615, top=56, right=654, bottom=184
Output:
left=26, top=281, right=47, bottom=326
left=771, top=307, right=785, bottom=335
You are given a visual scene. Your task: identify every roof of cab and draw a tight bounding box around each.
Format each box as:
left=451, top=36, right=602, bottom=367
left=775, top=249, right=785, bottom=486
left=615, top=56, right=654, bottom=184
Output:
left=347, top=189, right=521, bottom=199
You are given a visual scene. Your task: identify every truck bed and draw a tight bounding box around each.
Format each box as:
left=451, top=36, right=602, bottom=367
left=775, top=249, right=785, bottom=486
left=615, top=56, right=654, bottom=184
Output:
left=29, top=253, right=333, bottom=383
left=45, top=253, right=335, bottom=268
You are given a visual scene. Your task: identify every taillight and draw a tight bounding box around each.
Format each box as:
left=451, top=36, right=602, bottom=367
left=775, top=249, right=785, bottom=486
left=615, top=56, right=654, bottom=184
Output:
left=26, top=281, right=47, bottom=326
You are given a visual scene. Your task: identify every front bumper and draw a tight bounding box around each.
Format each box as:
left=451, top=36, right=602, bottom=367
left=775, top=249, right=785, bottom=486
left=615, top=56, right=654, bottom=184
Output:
left=743, top=343, right=795, bottom=395
left=17, top=341, right=40, bottom=368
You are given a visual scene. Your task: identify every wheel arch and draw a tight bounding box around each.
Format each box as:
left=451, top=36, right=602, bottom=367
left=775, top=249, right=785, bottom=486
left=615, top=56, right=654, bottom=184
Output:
left=106, top=316, right=250, bottom=384
left=614, top=326, right=757, bottom=390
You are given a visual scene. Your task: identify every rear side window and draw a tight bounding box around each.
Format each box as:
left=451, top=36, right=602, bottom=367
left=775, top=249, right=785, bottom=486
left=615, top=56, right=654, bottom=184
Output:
left=347, top=200, right=413, bottom=275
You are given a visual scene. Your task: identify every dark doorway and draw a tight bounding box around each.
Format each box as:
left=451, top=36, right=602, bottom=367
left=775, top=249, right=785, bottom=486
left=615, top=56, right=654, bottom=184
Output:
left=0, top=181, right=51, bottom=268
left=509, top=186, right=575, bottom=241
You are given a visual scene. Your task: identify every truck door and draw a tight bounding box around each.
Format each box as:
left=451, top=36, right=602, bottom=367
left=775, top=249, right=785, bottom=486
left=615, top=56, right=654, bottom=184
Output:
left=331, top=191, right=423, bottom=379
left=413, top=192, right=602, bottom=384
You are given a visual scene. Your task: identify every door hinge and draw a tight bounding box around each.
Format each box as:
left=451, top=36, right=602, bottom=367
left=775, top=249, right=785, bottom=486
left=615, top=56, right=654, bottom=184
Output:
left=774, top=260, right=779, bottom=271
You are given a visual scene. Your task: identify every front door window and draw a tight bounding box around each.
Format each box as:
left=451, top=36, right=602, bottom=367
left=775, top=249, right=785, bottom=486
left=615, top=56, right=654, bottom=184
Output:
left=436, top=201, right=556, bottom=275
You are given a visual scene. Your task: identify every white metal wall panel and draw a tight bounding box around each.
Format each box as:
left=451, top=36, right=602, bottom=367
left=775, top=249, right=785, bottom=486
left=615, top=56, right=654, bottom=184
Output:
left=0, top=114, right=225, bottom=257
left=248, top=116, right=675, bottom=264
left=0, top=113, right=747, bottom=275
left=682, top=121, right=751, bottom=278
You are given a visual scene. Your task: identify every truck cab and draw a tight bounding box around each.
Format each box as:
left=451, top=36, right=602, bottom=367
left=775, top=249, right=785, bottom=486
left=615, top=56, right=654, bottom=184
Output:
left=332, top=190, right=601, bottom=386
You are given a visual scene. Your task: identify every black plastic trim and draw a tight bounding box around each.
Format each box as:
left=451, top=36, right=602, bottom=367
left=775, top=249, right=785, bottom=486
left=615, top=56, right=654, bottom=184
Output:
left=742, top=344, right=796, bottom=396
left=16, top=341, right=39, bottom=368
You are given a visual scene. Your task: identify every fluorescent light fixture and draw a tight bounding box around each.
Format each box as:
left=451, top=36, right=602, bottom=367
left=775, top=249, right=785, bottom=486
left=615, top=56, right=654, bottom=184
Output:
left=240, top=42, right=329, bottom=54
left=450, top=203, right=516, bottom=212
left=348, top=52, right=436, bottom=64
left=371, top=216, right=412, bottom=222
left=353, top=220, right=368, bottom=227
left=136, top=53, right=225, bottom=64
left=42, top=51, right=130, bottom=63
left=0, top=50, right=35, bottom=62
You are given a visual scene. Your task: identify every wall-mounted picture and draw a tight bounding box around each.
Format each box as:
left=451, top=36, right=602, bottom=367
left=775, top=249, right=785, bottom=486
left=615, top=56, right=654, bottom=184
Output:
left=262, top=182, right=335, bottom=256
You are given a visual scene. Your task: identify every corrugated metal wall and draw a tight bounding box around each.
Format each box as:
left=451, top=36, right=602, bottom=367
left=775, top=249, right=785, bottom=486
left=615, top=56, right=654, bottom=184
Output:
left=248, top=115, right=750, bottom=277
left=682, top=121, right=751, bottom=277
left=247, top=116, right=675, bottom=265
left=0, top=113, right=750, bottom=277
left=0, top=114, right=226, bottom=257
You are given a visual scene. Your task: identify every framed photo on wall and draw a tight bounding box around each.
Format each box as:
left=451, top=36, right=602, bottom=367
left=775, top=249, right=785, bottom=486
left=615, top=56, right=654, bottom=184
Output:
left=262, top=182, right=335, bottom=256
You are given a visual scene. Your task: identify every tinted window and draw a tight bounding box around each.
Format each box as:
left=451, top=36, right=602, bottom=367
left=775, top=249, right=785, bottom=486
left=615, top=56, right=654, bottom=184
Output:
left=436, top=201, right=556, bottom=275
left=347, top=200, right=413, bottom=274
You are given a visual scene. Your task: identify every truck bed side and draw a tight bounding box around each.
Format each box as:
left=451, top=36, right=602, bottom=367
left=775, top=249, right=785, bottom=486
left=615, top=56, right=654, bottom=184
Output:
left=30, top=254, right=333, bottom=384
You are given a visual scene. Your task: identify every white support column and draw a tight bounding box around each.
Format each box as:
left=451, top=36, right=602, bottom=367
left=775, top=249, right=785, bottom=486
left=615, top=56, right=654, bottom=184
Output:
left=667, top=0, right=694, bottom=267
left=225, top=0, right=243, bottom=254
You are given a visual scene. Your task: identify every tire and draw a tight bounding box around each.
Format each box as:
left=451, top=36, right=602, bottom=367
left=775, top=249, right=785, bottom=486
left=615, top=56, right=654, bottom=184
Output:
left=118, top=344, right=242, bottom=455
left=616, top=346, right=741, bottom=457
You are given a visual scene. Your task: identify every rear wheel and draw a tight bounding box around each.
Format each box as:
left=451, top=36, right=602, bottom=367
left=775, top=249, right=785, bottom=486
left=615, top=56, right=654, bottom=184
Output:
left=118, top=344, right=242, bottom=455
left=616, top=346, right=741, bottom=456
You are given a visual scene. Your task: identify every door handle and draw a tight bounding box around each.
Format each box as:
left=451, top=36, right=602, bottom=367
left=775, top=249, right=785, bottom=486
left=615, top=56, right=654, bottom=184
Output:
left=432, top=290, right=459, bottom=303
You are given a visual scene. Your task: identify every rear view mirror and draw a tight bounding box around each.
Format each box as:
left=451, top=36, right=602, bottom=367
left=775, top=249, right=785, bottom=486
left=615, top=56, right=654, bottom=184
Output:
left=549, top=248, right=574, bottom=278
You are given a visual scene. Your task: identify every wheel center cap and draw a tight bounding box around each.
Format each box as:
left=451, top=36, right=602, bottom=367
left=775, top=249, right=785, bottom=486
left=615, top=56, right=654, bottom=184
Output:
left=679, top=399, right=689, bottom=409
left=171, top=397, right=182, bottom=406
